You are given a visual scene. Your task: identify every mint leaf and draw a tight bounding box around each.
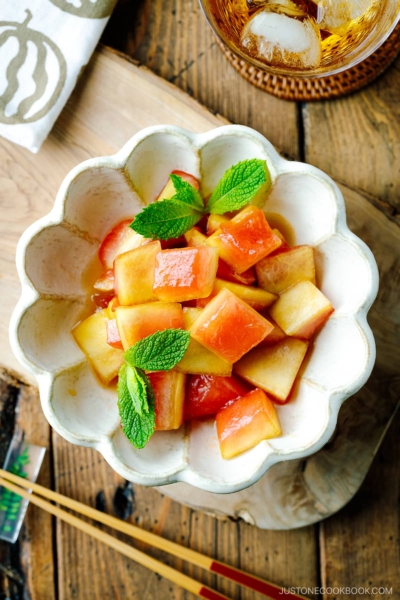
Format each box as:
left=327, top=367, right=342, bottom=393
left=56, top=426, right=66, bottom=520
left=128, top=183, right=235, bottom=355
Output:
left=168, top=174, right=204, bottom=211
left=126, top=364, right=149, bottom=415
left=130, top=198, right=203, bottom=240
left=117, top=364, right=156, bottom=449
left=125, top=329, right=190, bottom=372
left=207, top=159, right=270, bottom=214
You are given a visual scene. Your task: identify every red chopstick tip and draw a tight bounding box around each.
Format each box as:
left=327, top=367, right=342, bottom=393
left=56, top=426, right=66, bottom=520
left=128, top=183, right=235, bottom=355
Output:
left=199, top=586, right=230, bottom=600
left=210, top=561, right=285, bottom=599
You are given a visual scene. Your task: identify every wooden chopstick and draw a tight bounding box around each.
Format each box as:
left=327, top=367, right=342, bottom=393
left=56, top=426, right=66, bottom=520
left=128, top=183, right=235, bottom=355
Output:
left=0, top=468, right=308, bottom=600
left=0, top=476, right=230, bottom=600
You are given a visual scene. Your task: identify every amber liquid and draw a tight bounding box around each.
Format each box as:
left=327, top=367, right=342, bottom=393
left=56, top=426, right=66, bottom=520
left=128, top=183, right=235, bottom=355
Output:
left=264, top=212, right=296, bottom=246
left=206, top=0, right=382, bottom=70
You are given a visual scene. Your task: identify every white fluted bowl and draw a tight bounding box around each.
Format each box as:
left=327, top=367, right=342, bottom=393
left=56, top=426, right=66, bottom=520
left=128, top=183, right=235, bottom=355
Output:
left=10, top=125, right=378, bottom=494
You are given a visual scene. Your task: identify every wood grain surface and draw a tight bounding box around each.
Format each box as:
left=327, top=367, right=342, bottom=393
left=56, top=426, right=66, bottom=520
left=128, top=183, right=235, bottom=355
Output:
left=0, top=0, right=398, bottom=599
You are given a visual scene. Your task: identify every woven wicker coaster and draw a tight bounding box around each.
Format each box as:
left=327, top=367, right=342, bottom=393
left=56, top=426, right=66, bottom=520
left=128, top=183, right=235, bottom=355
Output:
left=217, top=24, right=400, bottom=101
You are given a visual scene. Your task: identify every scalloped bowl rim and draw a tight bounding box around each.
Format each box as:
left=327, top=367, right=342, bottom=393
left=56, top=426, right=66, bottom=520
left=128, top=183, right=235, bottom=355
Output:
left=9, top=124, right=379, bottom=494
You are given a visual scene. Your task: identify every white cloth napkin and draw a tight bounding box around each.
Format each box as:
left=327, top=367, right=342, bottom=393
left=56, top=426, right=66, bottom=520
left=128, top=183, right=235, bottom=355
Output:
left=0, top=0, right=116, bottom=153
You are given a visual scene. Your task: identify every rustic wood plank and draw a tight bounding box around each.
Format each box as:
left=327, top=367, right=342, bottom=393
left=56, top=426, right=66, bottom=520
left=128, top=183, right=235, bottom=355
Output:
left=340, top=183, right=400, bottom=376
left=303, top=55, right=400, bottom=219
left=320, top=405, right=400, bottom=599
left=54, top=444, right=319, bottom=600
left=0, top=369, right=54, bottom=600
left=53, top=441, right=127, bottom=600
left=236, top=522, right=319, bottom=600
left=17, top=383, right=54, bottom=600
left=102, top=0, right=150, bottom=56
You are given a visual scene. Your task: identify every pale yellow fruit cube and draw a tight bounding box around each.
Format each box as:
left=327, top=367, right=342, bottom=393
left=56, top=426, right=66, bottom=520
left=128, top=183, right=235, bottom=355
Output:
left=256, top=245, right=316, bottom=294
left=114, top=241, right=161, bottom=306
left=184, top=228, right=207, bottom=247
left=72, top=309, right=124, bottom=385
left=206, top=214, right=230, bottom=236
left=269, top=280, right=333, bottom=339
left=234, top=338, right=308, bottom=402
left=197, top=278, right=277, bottom=311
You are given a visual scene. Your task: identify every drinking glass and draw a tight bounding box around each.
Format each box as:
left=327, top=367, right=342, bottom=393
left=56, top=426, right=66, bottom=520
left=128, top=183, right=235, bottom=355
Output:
left=198, top=0, right=400, bottom=78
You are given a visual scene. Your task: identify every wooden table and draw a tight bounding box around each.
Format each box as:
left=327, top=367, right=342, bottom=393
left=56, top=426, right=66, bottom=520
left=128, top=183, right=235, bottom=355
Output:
left=0, top=1, right=399, bottom=598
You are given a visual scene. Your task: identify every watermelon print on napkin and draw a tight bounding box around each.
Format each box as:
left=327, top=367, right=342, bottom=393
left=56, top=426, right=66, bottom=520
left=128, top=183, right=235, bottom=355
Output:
left=0, top=0, right=116, bottom=152
left=49, top=0, right=117, bottom=19
left=0, top=11, right=67, bottom=125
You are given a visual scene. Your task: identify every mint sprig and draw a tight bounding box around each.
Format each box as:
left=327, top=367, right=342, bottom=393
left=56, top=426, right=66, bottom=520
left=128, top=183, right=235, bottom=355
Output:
left=118, top=364, right=155, bottom=449
left=117, top=329, right=190, bottom=449
left=131, top=173, right=205, bottom=239
left=207, top=159, right=270, bottom=214
left=168, top=174, right=204, bottom=210
left=125, top=329, right=190, bottom=372
left=130, top=160, right=271, bottom=241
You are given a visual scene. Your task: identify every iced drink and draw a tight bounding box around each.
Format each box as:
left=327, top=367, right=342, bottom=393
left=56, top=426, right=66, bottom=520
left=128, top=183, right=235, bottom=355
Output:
left=201, top=0, right=394, bottom=72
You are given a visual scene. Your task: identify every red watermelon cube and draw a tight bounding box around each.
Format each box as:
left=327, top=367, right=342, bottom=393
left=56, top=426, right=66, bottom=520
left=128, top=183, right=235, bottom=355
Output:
left=190, top=288, right=273, bottom=363
left=206, top=206, right=282, bottom=273
left=153, top=246, right=218, bottom=302
left=216, top=388, right=282, bottom=459
left=184, top=374, right=251, bottom=420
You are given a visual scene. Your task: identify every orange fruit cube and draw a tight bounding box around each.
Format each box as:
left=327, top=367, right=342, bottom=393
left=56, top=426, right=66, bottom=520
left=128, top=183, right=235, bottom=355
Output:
left=206, top=206, right=282, bottom=273
left=115, top=302, right=183, bottom=350
left=190, top=288, right=273, bottom=363
left=216, top=388, right=282, bottom=459
left=175, top=308, right=232, bottom=376
left=153, top=246, right=219, bottom=302
left=147, top=371, right=186, bottom=430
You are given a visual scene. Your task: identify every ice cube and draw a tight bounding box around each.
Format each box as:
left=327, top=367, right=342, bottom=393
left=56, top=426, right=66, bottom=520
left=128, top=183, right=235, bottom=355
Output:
left=241, top=10, right=322, bottom=68
left=317, top=0, right=376, bottom=36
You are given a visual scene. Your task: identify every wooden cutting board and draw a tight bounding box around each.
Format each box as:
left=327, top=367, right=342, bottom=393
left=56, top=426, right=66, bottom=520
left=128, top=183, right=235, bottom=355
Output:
left=0, top=43, right=399, bottom=598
